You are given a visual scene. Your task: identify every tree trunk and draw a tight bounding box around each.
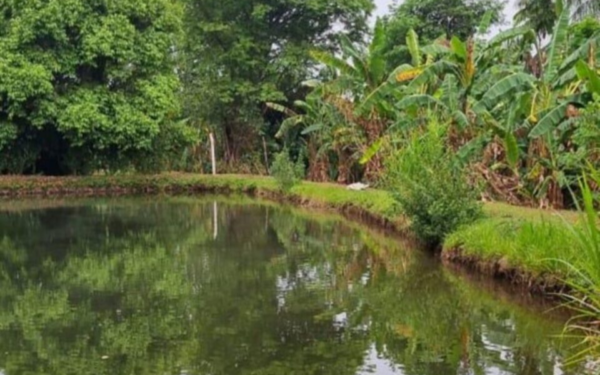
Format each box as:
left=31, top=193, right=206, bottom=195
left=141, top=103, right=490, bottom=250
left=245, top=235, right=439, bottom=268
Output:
left=337, top=150, right=352, bottom=184
left=307, top=140, right=329, bottom=182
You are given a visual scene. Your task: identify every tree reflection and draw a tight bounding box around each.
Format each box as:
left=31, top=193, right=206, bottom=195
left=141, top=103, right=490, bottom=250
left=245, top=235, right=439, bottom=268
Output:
left=0, top=197, right=586, bottom=375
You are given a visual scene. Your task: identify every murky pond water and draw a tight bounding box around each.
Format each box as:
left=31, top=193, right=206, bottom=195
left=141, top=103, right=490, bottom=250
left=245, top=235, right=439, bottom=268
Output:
left=0, top=196, right=586, bottom=375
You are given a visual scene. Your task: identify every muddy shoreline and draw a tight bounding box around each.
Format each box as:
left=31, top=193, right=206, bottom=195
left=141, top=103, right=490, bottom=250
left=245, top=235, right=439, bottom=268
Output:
left=442, top=248, right=569, bottom=299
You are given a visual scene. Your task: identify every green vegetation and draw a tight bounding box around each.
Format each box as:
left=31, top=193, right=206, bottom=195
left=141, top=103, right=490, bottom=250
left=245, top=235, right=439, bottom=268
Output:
left=516, top=0, right=600, bottom=40
left=3, top=0, right=600, bottom=366
left=267, top=0, right=600, bottom=212
left=445, top=218, right=576, bottom=276
left=2, top=0, right=600, bottom=208
left=386, top=118, right=482, bottom=245
left=555, top=176, right=600, bottom=363
left=382, top=0, right=504, bottom=68
left=270, top=150, right=305, bottom=192
left=443, top=173, right=600, bottom=288
left=3, top=0, right=600, bottom=211
left=0, top=0, right=195, bottom=175
left=180, top=0, right=373, bottom=172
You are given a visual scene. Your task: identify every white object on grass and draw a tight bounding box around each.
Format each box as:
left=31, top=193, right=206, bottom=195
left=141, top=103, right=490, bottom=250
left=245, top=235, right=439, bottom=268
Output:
left=346, top=183, right=370, bottom=191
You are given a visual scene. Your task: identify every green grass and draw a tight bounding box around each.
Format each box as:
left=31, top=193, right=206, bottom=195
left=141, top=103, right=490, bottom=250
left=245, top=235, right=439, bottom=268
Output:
left=444, top=217, right=578, bottom=277
left=0, top=173, right=401, bottom=224
left=484, top=201, right=580, bottom=223
left=443, top=200, right=586, bottom=283
left=0, top=173, right=571, bottom=218
left=290, top=181, right=399, bottom=219
left=191, top=175, right=401, bottom=220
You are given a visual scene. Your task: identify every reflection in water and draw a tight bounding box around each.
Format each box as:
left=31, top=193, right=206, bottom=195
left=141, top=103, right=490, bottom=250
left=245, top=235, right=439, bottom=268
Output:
left=0, top=197, right=586, bottom=375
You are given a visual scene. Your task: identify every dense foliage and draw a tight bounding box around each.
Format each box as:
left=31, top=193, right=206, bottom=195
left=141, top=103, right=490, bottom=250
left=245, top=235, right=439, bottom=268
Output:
left=267, top=0, right=600, bottom=211
left=2, top=0, right=600, bottom=211
left=386, top=119, right=482, bottom=246
left=0, top=0, right=195, bottom=175
left=516, top=0, right=600, bottom=40
left=271, top=149, right=305, bottom=192
left=382, top=0, right=505, bottom=68
left=180, top=0, right=374, bottom=172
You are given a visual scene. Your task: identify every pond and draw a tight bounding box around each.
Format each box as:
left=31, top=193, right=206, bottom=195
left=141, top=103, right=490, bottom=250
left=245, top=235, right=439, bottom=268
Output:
left=0, top=196, right=586, bottom=375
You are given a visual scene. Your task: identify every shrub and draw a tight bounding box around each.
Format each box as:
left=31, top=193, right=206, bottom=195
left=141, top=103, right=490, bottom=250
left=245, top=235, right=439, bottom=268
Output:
left=385, top=119, right=482, bottom=247
left=271, top=149, right=305, bottom=192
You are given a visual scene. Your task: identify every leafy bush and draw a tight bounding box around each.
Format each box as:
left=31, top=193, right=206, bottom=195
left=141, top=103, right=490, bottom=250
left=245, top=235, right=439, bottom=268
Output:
left=385, top=119, right=482, bottom=247
left=0, top=1, right=192, bottom=175
left=574, top=95, right=600, bottom=155
left=271, top=150, right=305, bottom=192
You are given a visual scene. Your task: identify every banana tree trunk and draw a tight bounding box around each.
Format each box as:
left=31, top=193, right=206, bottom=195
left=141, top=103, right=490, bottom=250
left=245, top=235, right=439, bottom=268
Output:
left=337, top=150, right=352, bottom=184
left=362, top=114, right=384, bottom=182
left=307, top=139, right=330, bottom=182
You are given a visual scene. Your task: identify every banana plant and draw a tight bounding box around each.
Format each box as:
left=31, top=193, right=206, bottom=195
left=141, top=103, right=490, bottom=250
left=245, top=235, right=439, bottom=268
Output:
left=395, top=26, right=535, bottom=166
left=395, top=9, right=600, bottom=207
left=357, top=28, right=448, bottom=166
left=309, top=20, right=399, bottom=117
left=309, top=19, right=416, bottom=180
left=481, top=9, right=600, bottom=207
left=396, top=22, right=537, bottom=137
left=406, top=9, right=597, bottom=144
left=393, top=29, right=448, bottom=91
left=400, top=25, right=535, bottom=114
left=267, top=83, right=365, bottom=183
left=575, top=58, right=600, bottom=95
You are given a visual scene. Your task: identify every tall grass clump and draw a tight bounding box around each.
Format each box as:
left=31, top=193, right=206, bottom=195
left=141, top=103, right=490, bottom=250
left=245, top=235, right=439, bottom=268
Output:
left=560, top=175, right=600, bottom=366
left=385, top=119, right=482, bottom=247
left=271, top=149, right=305, bottom=192
left=445, top=217, right=577, bottom=275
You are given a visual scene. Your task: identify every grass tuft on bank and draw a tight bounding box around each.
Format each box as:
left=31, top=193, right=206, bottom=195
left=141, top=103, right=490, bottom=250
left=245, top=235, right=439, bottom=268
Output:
left=443, top=217, right=577, bottom=278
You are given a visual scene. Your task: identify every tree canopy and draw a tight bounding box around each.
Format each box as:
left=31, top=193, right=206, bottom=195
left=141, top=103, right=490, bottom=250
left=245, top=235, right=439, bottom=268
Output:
left=0, top=0, right=195, bottom=175
left=180, top=0, right=374, bottom=168
left=516, top=0, right=600, bottom=39
left=382, top=0, right=505, bottom=68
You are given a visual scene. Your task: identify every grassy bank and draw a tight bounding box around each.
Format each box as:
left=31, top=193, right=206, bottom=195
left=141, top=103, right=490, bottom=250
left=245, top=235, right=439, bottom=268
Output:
left=443, top=218, right=577, bottom=291
left=0, top=174, right=404, bottom=231
left=0, top=173, right=582, bottom=292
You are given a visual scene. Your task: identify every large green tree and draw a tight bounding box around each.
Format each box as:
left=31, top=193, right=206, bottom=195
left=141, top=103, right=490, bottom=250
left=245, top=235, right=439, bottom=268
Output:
left=0, top=0, right=194, bottom=175
left=515, top=0, right=558, bottom=38
left=181, top=0, right=374, bottom=170
left=516, top=0, right=600, bottom=39
left=382, top=0, right=505, bottom=68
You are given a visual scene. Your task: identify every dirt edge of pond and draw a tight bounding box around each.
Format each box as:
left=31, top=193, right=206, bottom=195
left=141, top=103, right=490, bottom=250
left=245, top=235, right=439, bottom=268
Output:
left=441, top=248, right=569, bottom=298
left=0, top=173, right=570, bottom=300
left=254, top=189, right=410, bottom=235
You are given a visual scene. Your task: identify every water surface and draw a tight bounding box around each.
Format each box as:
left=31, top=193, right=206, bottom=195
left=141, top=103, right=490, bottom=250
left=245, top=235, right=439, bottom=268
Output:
left=0, top=197, right=585, bottom=375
